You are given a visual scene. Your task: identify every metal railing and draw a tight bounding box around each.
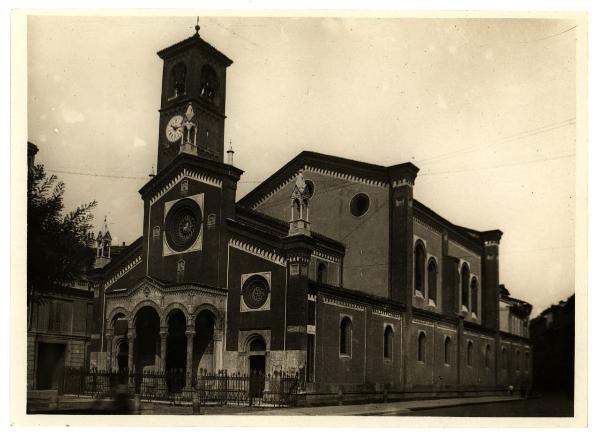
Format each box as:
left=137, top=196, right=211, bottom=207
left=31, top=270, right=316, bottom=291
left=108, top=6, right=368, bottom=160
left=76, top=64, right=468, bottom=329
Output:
left=196, top=369, right=300, bottom=407
left=59, top=367, right=301, bottom=407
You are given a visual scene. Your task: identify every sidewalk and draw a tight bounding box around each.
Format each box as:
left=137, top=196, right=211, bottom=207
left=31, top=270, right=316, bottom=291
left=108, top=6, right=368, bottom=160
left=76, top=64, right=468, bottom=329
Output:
left=243, top=395, right=523, bottom=416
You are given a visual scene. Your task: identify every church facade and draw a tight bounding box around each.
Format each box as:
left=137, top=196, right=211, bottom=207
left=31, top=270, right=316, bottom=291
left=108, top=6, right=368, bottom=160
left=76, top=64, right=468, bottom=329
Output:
left=89, top=28, right=532, bottom=396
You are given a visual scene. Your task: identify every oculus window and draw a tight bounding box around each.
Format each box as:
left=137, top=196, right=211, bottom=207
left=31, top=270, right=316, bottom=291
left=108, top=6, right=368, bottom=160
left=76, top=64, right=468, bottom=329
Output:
left=350, top=193, right=370, bottom=217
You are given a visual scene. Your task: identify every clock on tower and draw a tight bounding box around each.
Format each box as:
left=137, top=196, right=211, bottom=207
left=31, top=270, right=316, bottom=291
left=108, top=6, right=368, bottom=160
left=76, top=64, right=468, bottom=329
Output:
left=155, top=25, right=233, bottom=172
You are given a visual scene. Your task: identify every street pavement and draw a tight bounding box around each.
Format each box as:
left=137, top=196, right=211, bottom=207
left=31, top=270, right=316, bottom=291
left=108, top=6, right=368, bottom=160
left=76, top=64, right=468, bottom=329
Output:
left=242, top=395, right=522, bottom=416
left=392, top=392, right=574, bottom=417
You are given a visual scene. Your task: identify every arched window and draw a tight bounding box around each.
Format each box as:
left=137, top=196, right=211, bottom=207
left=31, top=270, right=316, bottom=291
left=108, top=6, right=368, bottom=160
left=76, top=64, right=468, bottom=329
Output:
left=484, top=344, right=491, bottom=368
left=249, top=336, right=266, bottom=353
left=502, top=347, right=508, bottom=370
left=340, top=317, right=352, bottom=356
left=467, top=341, right=474, bottom=367
left=317, top=262, right=327, bottom=284
left=427, top=259, right=437, bottom=303
left=461, top=264, right=470, bottom=309
left=200, top=64, right=219, bottom=103
left=383, top=325, right=393, bottom=360
left=444, top=336, right=452, bottom=365
left=169, top=62, right=186, bottom=98
left=471, top=277, right=478, bottom=314
left=417, top=332, right=426, bottom=362
left=515, top=350, right=521, bottom=371
left=414, top=242, right=426, bottom=295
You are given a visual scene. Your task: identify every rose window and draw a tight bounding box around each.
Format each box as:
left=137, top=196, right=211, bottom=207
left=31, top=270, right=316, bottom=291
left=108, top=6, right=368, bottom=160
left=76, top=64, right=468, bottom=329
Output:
left=165, top=199, right=202, bottom=252
left=242, top=276, right=270, bottom=309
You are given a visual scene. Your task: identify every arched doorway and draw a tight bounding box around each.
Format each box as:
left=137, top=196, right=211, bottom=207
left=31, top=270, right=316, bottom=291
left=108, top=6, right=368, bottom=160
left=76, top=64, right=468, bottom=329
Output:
left=134, top=306, right=160, bottom=372
left=165, top=309, right=187, bottom=392
left=133, top=306, right=160, bottom=392
left=193, top=310, right=215, bottom=378
left=247, top=335, right=266, bottom=399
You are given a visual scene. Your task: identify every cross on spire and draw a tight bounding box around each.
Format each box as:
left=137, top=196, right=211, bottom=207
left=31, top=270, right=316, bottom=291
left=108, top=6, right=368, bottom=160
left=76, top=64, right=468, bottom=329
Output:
left=195, top=17, right=200, bottom=35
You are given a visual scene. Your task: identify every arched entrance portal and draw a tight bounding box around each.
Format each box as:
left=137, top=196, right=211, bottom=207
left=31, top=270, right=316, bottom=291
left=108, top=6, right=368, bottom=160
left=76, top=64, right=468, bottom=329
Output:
left=165, top=309, right=187, bottom=392
left=134, top=306, right=160, bottom=372
left=247, top=335, right=266, bottom=398
left=193, top=310, right=215, bottom=377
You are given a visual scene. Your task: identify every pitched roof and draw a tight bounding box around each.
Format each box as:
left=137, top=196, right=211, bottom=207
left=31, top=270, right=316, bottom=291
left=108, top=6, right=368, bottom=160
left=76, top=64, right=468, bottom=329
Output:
left=238, top=151, right=412, bottom=208
left=237, top=150, right=490, bottom=248
left=157, top=33, right=233, bottom=66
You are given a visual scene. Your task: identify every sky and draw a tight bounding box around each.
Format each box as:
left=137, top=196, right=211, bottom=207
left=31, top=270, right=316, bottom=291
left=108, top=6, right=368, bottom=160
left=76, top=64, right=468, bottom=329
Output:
left=27, top=15, right=578, bottom=317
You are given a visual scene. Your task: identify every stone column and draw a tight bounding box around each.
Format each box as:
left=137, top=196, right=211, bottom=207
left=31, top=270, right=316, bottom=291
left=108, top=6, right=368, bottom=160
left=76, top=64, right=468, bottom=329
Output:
left=159, top=327, right=168, bottom=371
left=127, top=331, right=135, bottom=388
left=185, top=327, right=196, bottom=388
left=105, top=330, right=114, bottom=372
left=213, top=329, right=224, bottom=372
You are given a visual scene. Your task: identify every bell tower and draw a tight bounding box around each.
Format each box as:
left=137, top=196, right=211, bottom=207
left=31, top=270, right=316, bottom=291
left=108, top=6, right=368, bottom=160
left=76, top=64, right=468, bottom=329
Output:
left=156, top=22, right=233, bottom=172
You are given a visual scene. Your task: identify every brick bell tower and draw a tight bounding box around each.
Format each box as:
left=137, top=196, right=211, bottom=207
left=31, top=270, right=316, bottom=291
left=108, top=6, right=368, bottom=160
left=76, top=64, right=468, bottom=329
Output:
left=156, top=21, right=233, bottom=172
left=138, top=22, right=241, bottom=287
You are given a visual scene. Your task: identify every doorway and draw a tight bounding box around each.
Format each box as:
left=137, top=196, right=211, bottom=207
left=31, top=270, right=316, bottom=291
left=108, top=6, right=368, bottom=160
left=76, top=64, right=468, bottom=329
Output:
left=36, top=342, right=66, bottom=390
left=247, top=336, right=267, bottom=398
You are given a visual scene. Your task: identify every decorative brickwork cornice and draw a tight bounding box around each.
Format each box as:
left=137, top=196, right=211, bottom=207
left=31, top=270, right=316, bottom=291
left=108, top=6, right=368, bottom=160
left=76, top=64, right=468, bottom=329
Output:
left=436, top=325, right=458, bottom=333
left=322, top=294, right=366, bottom=312
left=414, top=216, right=443, bottom=236
left=104, top=256, right=142, bottom=290
left=149, top=169, right=222, bottom=205
left=412, top=318, right=435, bottom=327
left=228, top=237, right=286, bottom=267
left=312, top=249, right=341, bottom=263
left=106, top=277, right=226, bottom=299
left=250, top=165, right=389, bottom=209
left=372, top=308, right=403, bottom=320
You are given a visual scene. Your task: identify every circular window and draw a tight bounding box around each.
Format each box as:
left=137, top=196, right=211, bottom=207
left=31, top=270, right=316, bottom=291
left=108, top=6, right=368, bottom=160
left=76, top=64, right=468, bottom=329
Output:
left=242, top=276, right=270, bottom=309
left=350, top=193, right=370, bottom=217
left=165, top=199, right=202, bottom=252
left=304, top=179, right=315, bottom=198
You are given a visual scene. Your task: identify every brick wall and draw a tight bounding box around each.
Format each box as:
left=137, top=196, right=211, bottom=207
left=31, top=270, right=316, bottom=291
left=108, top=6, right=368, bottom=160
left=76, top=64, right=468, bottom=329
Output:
left=255, top=170, right=390, bottom=298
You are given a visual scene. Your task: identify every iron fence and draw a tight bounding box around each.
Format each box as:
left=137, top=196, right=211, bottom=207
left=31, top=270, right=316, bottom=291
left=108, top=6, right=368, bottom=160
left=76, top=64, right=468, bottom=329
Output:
left=196, top=369, right=300, bottom=407
left=60, top=367, right=301, bottom=407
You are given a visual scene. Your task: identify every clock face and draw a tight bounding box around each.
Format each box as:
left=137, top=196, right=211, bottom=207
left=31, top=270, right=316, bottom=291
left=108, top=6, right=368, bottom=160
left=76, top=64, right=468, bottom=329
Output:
left=166, top=115, right=183, bottom=142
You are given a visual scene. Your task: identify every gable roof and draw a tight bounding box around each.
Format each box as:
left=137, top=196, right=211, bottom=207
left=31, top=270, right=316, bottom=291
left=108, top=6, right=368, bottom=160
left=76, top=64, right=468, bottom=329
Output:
left=237, top=150, right=491, bottom=249
left=238, top=150, right=417, bottom=208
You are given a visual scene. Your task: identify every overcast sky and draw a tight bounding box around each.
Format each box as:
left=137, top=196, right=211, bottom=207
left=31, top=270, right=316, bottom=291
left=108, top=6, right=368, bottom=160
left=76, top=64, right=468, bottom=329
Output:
left=27, top=15, right=578, bottom=317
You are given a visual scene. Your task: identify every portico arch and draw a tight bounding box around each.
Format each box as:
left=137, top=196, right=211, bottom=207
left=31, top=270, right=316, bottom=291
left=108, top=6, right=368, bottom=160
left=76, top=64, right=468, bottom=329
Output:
left=193, top=309, right=217, bottom=377
left=193, top=303, right=223, bottom=330
left=131, top=300, right=164, bottom=327
left=165, top=308, right=187, bottom=392
left=163, top=302, right=191, bottom=324
left=105, top=308, right=130, bottom=371
left=133, top=305, right=161, bottom=374
left=115, top=337, right=129, bottom=376
left=107, top=307, right=130, bottom=328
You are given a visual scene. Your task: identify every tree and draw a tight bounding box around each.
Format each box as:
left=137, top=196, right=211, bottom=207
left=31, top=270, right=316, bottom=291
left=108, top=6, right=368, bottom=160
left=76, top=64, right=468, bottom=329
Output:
left=27, top=164, right=97, bottom=302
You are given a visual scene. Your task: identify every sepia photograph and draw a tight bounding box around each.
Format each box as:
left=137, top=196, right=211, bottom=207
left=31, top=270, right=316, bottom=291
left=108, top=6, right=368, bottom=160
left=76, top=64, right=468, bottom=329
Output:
left=12, top=10, right=587, bottom=427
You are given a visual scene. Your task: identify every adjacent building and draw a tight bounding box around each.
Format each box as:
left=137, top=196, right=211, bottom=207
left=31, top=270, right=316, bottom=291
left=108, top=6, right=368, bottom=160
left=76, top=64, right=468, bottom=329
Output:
left=530, top=294, right=575, bottom=397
